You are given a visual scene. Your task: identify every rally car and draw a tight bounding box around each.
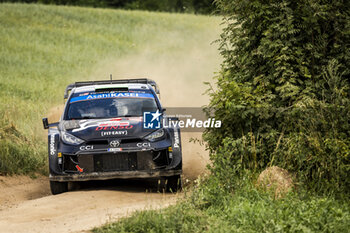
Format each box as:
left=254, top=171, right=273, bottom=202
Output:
left=43, top=79, right=182, bottom=195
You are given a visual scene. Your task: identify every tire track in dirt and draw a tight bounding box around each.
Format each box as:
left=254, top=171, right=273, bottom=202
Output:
left=0, top=176, right=51, bottom=211
left=0, top=180, right=179, bottom=233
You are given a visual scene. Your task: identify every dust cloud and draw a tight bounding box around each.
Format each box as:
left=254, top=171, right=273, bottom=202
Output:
left=86, top=34, right=221, bottom=180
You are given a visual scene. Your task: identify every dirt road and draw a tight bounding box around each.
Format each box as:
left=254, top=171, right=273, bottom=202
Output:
left=0, top=178, right=179, bottom=233
left=0, top=21, right=220, bottom=233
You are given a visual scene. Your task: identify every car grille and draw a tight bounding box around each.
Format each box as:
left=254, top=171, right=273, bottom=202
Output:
left=93, top=153, right=137, bottom=172
left=85, top=138, right=143, bottom=146
left=62, top=150, right=168, bottom=173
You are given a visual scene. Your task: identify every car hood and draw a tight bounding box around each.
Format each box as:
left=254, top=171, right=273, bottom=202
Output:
left=60, top=117, right=154, bottom=140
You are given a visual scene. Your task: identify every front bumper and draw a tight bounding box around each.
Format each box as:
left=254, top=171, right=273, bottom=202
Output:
left=50, top=146, right=182, bottom=181
left=50, top=169, right=182, bottom=181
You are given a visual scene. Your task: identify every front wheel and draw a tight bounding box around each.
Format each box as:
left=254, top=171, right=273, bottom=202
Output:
left=50, top=181, right=68, bottom=195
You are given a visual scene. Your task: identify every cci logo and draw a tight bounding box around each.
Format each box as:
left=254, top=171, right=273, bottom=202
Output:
left=143, top=110, right=161, bottom=129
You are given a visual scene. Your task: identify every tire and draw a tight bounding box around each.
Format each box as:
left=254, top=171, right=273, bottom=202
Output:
left=166, top=175, right=182, bottom=193
left=50, top=181, right=68, bottom=195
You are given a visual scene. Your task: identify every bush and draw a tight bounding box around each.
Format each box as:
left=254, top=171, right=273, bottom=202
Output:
left=204, top=0, right=350, bottom=196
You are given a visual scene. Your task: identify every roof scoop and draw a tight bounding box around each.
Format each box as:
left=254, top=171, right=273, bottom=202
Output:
left=64, top=78, right=160, bottom=99
left=95, top=87, right=129, bottom=92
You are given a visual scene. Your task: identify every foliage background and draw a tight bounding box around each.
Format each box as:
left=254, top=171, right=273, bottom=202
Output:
left=203, top=0, right=350, bottom=197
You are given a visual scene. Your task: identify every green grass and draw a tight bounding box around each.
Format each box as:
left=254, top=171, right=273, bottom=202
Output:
left=94, top=185, right=350, bottom=233
left=0, top=3, right=220, bottom=174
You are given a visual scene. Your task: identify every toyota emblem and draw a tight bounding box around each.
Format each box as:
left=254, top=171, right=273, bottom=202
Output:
left=110, top=140, right=120, bottom=147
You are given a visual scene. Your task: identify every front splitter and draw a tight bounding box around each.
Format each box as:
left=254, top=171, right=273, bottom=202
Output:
left=50, top=169, right=182, bottom=182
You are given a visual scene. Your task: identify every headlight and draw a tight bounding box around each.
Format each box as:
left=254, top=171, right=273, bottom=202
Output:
left=144, top=128, right=165, bottom=142
left=61, top=131, right=84, bottom=145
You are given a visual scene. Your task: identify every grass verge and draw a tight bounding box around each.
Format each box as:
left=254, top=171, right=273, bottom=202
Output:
left=94, top=183, right=350, bottom=233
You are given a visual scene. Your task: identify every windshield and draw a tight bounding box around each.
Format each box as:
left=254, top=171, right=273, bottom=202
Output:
left=66, top=97, right=158, bottom=120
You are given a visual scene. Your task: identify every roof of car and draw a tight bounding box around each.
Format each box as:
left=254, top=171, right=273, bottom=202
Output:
left=64, top=79, right=159, bottom=99
left=74, top=83, right=150, bottom=94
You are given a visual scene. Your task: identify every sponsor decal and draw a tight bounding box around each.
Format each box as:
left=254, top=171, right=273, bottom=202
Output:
left=96, top=125, right=133, bottom=131
left=70, top=92, right=154, bottom=103
left=80, top=145, right=94, bottom=151
left=110, top=140, right=120, bottom=147
left=98, top=121, right=129, bottom=127
left=71, top=119, right=134, bottom=132
left=50, top=134, right=56, bottom=156
left=95, top=119, right=132, bottom=131
left=137, top=142, right=151, bottom=148
left=173, top=130, right=180, bottom=148
left=95, top=123, right=133, bottom=131
left=143, top=110, right=161, bottom=129
left=108, top=148, right=123, bottom=152
left=101, top=131, right=127, bottom=136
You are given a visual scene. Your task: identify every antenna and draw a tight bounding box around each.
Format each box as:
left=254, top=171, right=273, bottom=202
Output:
left=110, top=74, right=112, bottom=83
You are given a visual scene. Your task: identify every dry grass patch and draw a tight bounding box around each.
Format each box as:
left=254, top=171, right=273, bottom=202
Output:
left=257, top=166, right=294, bottom=199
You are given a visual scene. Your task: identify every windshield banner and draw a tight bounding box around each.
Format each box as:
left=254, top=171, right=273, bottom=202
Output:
left=70, top=92, right=154, bottom=103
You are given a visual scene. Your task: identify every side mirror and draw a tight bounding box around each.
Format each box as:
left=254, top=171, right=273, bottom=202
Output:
left=42, top=118, right=49, bottom=129
left=161, top=108, right=166, bottom=113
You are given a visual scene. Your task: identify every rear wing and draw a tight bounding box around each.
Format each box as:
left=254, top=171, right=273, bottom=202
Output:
left=64, top=78, right=160, bottom=99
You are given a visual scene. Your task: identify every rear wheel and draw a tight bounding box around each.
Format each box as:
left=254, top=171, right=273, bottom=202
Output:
left=166, top=175, right=182, bottom=193
left=50, top=181, right=68, bottom=195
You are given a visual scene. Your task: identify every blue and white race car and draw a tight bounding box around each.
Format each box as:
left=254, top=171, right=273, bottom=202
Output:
left=43, top=79, right=182, bottom=194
